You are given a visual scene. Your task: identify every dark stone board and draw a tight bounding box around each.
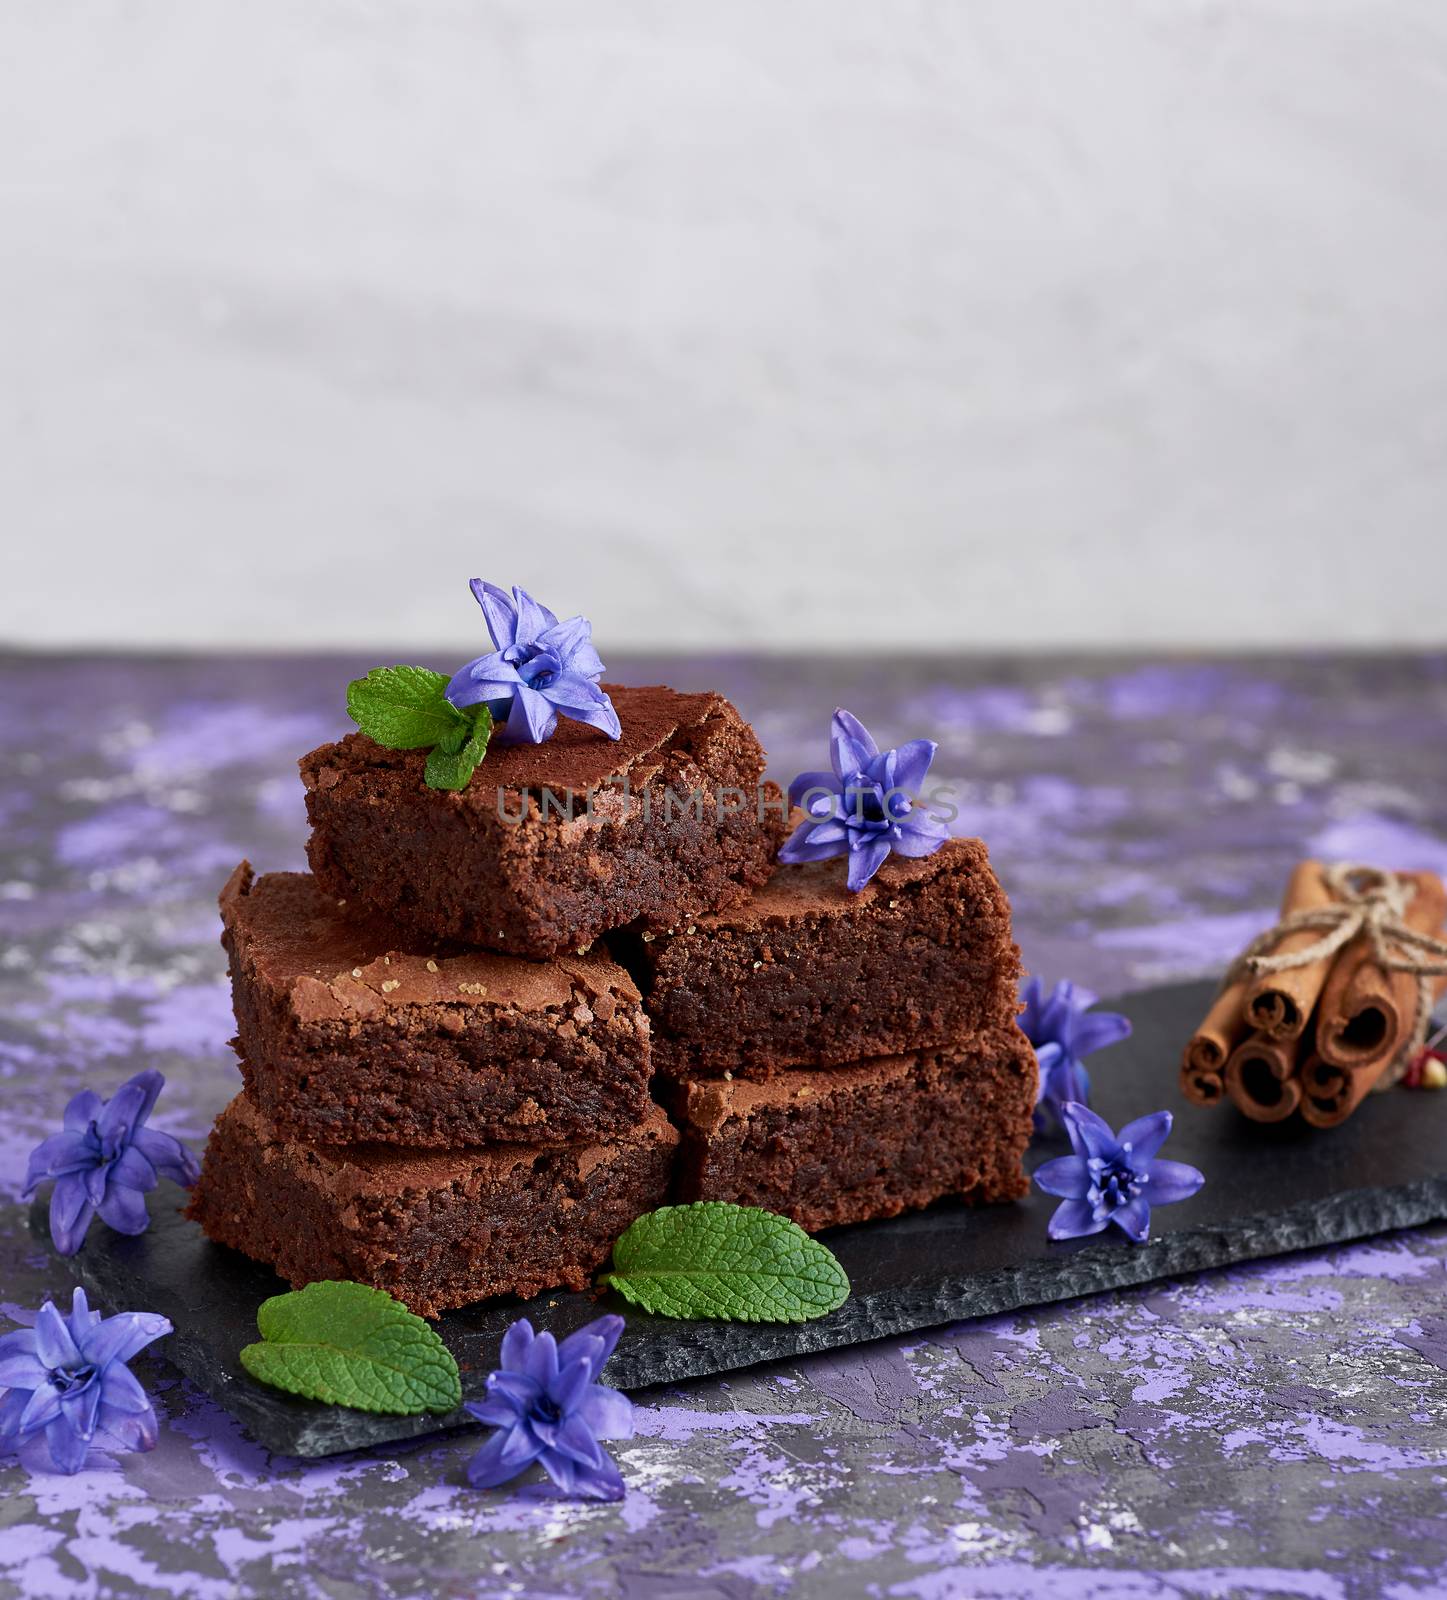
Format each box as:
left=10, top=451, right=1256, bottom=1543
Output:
left=30, top=979, right=1447, bottom=1458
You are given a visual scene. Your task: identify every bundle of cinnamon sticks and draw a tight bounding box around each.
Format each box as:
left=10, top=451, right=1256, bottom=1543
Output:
left=1182, top=861, right=1447, bottom=1129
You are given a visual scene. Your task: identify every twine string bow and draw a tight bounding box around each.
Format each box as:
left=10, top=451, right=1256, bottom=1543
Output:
left=1225, top=863, right=1447, bottom=1080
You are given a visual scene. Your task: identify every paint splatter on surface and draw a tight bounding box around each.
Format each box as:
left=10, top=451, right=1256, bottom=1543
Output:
left=3, top=651, right=1447, bottom=1599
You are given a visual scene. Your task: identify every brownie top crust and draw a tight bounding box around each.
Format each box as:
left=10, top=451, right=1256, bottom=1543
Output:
left=681, top=1026, right=1033, bottom=1136
left=300, top=683, right=766, bottom=810
left=670, top=836, right=1003, bottom=933
left=220, top=862, right=640, bottom=1026
left=223, top=1090, right=678, bottom=1201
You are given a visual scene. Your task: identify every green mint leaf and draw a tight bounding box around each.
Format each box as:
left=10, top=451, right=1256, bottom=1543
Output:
left=600, top=1202, right=850, bottom=1323
left=239, top=1280, right=461, bottom=1414
left=424, top=707, right=492, bottom=791
left=346, top=665, right=465, bottom=750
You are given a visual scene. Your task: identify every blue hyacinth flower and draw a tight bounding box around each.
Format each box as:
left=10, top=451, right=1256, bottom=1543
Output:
left=465, top=1314, right=633, bottom=1501
left=446, top=581, right=621, bottom=746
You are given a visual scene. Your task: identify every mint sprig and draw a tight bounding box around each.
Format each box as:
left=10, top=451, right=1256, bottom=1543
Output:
left=423, top=711, right=493, bottom=791
left=600, top=1203, right=850, bottom=1323
left=346, top=665, right=492, bottom=791
left=239, top=1280, right=462, bottom=1414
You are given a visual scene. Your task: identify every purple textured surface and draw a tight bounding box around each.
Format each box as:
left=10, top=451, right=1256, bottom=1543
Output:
left=3, top=650, right=1447, bottom=1599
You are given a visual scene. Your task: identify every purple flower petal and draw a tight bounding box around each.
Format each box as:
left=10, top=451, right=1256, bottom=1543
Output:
left=777, top=819, right=849, bottom=866
left=99, top=1362, right=151, bottom=1415
left=1043, top=1055, right=1091, bottom=1114
left=62, top=1089, right=104, bottom=1134
left=503, top=685, right=558, bottom=745
left=96, top=1184, right=150, bottom=1236
left=486, top=1370, right=540, bottom=1411
left=538, top=672, right=606, bottom=713
left=111, top=1145, right=158, bottom=1193
left=470, top=579, right=521, bottom=650
left=829, top=708, right=878, bottom=783
left=1033, top=1040, right=1065, bottom=1098
left=576, top=1383, right=634, bottom=1441
left=846, top=836, right=893, bottom=892
left=34, top=1303, right=81, bottom=1372
left=548, top=1357, right=593, bottom=1415
left=131, top=1127, right=199, bottom=1187
left=470, top=1313, right=630, bottom=1503
left=522, top=1330, right=559, bottom=1388
left=511, top=586, right=559, bottom=642
left=1144, top=1159, right=1205, bottom=1205
left=60, top=1380, right=103, bottom=1442
left=1073, top=1011, right=1133, bottom=1059
left=1060, top=1102, right=1121, bottom=1163
left=1033, top=1154, right=1092, bottom=1200
left=558, top=1314, right=623, bottom=1375
left=0, top=1336, right=47, bottom=1389
left=1020, top=981, right=1115, bottom=1094
left=44, top=1414, right=91, bottom=1475
left=499, top=1318, right=535, bottom=1371
left=446, top=654, right=521, bottom=709
left=1047, top=1199, right=1106, bottom=1240
left=0, top=1388, right=30, bottom=1436
left=23, top=1131, right=96, bottom=1194
left=19, top=1382, right=63, bottom=1435
left=1111, top=1197, right=1152, bottom=1243
left=566, top=642, right=605, bottom=680
left=464, top=1395, right=521, bottom=1429
left=94, top=1086, right=142, bottom=1151
left=890, top=739, right=937, bottom=796
left=800, top=818, right=850, bottom=849
left=549, top=683, right=621, bottom=741
left=77, top=1311, right=171, bottom=1370
left=1118, top=1110, right=1173, bottom=1166
left=67, top=1287, right=98, bottom=1331
left=535, top=614, right=593, bottom=665
left=540, top=1443, right=624, bottom=1502
left=97, top=1070, right=164, bottom=1148
left=551, top=1412, right=606, bottom=1469
left=93, top=1403, right=158, bottom=1455
left=891, top=811, right=950, bottom=858
left=467, top=1422, right=542, bottom=1489
left=787, top=771, right=840, bottom=814
left=49, top=1177, right=94, bottom=1257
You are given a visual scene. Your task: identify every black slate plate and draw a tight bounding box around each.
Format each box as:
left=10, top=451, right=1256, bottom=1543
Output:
left=30, top=979, right=1447, bottom=1458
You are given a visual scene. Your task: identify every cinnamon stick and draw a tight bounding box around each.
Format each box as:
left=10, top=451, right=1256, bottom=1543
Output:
left=1223, top=1031, right=1303, bottom=1123
left=1315, top=870, right=1447, bottom=1073
left=1297, top=1054, right=1362, bottom=1129
left=1181, top=976, right=1250, bottom=1106
left=1243, top=861, right=1338, bottom=1040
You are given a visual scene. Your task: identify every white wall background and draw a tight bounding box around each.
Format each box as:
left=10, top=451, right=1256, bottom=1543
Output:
left=3, top=1, right=1445, bottom=653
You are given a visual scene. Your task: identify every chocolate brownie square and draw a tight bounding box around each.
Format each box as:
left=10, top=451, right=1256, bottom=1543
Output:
left=674, top=1028, right=1036, bottom=1231
left=629, top=838, right=1021, bottom=1079
left=187, top=1094, right=679, bottom=1316
left=220, top=863, right=653, bottom=1148
left=301, top=684, right=784, bottom=958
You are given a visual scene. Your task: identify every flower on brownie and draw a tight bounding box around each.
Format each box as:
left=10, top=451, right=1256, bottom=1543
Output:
left=344, top=581, right=617, bottom=793
left=465, top=1313, right=632, bottom=1501
left=1019, top=977, right=1133, bottom=1133
left=446, top=581, right=621, bottom=747
left=779, top=708, right=949, bottom=892
left=0, top=1287, right=171, bottom=1474
left=24, top=1070, right=199, bottom=1258
left=1034, top=1103, right=1204, bottom=1245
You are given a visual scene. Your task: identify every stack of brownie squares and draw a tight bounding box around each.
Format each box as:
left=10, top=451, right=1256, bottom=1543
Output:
left=188, top=682, right=1036, bottom=1317
left=638, top=834, right=1033, bottom=1229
